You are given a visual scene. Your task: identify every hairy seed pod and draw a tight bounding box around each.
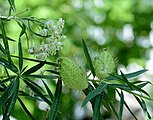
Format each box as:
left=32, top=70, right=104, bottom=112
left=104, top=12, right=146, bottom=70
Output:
left=93, top=49, right=116, bottom=79
left=59, top=57, right=88, bottom=90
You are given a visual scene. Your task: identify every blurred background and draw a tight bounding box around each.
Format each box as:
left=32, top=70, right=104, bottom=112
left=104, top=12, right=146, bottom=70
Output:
left=0, top=0, right=153, bottom=120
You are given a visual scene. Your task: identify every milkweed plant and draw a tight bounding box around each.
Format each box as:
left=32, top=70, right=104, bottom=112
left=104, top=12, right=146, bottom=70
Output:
left=0, top=1, right=152, bottom=120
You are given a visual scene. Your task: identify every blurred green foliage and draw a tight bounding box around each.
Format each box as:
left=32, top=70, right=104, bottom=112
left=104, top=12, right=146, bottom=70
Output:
left=0, top=0, right=153, bottom=119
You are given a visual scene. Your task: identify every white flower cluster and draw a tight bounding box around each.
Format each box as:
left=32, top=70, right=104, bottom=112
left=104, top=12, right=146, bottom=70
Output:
left=28, top=18, right=66, bottom=60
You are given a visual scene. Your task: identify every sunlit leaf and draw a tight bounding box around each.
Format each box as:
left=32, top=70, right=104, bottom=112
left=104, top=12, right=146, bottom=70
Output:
left=0, top=76, right=16, bottom=86
left=0, top=43, right=6, bottom=54
left=0, top=34, right=16, bottom=41
left=23, top=61, right=45, bottom=75
left=18, top=97, right=35, bottom=120
left=21, top=65, right=28, bottom=73
left=42, top=80, right=53, bottom=100
left=8, top=0, right=16, bottom=13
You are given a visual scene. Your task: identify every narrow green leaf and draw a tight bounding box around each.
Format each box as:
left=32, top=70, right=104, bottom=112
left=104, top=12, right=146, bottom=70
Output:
left=23, top=77, right=45, bottom=93
left=0, top=20, right=13, bottom=63
left=107, top=69, right=148, bottom=80
left=8, top=0, right=16, bottom=12
left=125, top=89, right=152, bottom=101
left=103, top=92, right=119, bottom=119
left=0, top=78, right=16, bottom=109
left=123, top=99, right=138, bottom=120
left=125, top=69, right=148, bottom=78
left=45, top=70, right=59, bottom=75
left=48, top=79, right=62, bottom=120
left=18, top=38, right=23, bottom=71
left=17, top=22, right=26, bottom=71
left=82, top=83, right=108, bottom=107
left=82, top=39, right=96, bottom=77
left=134, top=96, right=151, bottom=119
left=117, top=90, right=138, bottom=120
left=0, top=57, right=18, bottom=73
left=19, top=90, right=42, bottom=101
left=21, top=65, right=28, bottom=73
left=103, top=100, right=112, bottom=114
left=18, top=22, right=26, bottom=37
left=18, top=97, right=35, bottom=120
left=0, top=43, right=6, bottom=54
left=92, top=94, right=102, bottom=120
left=109, top=71, right=150, bottom=97
left=26, top=20, right=48, bottom=37
left=136, top=82, right=150, bottom=89
left=11, top=55, right=58, bottom=66
left=4, top=66, right=11, bottom=78
left=42, top=80, right=53, bottom=100
left=23, top=61, right=45, bottom=75
left=26, top=74, right=58, bottom=79
left=110, top=84, right=133, bottom=91
left=0, top=76, right=16, bottom=85
left=23, top=79, right=51, bottom=105
left=119, top=90, right=124, bottom=120
left=4, top=77, right=19, bottom=118
left=83, top=83, right=96, bottom=109
left=120, top=71, right=150, bottom=97
left=110, top=81, right=151, bottom=93
left=0, top=34, right=16, bottom=41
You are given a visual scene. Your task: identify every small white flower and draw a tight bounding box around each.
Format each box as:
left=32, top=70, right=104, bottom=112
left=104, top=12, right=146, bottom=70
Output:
left=61, top=35, right=66, bottom=40
left=46, top=36, right=56, bottom=43
left=57, top=18, right=65, bottom=29
left=39, top=29, right=48, bottom=36
left=36, top=53, right=49, bottom=60
left=43, top=44, right=48, bottom=48
left=29, top=90, right=35, bottom=97
left=45, top=20, right=54, bottom=29
left=28, top=18, right=66, bottom=60
left=28, top=45, right=36, bottom=54
left=28, top=49, right=34, bottom=54
left=38, top=45, right=45, bottom=52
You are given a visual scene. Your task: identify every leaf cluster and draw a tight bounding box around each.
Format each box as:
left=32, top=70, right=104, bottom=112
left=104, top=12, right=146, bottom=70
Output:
left=82, top=39, right=152, bottom=120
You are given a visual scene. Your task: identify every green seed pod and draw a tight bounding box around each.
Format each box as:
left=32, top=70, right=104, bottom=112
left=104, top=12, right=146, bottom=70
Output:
left=93, top=49, right=116, bottom=79
left=59, top=57, right=88, bottom=90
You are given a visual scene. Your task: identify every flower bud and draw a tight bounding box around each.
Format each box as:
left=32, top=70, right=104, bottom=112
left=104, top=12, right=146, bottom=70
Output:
left=93, top=49, right=116, bottom=79
left=60, top=57, right=88, bottom=90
